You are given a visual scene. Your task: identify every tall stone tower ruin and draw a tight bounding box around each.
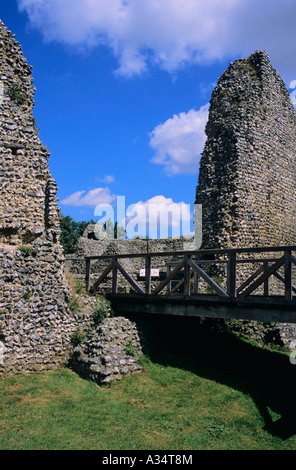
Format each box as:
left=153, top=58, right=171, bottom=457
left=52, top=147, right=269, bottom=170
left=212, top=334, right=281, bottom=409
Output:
left=0, top=20, right=76, bottom=373
left=196, top=50, right=296, bottom=249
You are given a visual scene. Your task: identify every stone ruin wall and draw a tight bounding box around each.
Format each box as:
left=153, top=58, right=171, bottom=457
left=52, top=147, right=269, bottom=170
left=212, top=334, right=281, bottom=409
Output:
left=0, top=21, right=77, bottom=374
left=195, top=50, right=296, bottom=344
left=65, top=227, right=195, bottom=292
left=196, top=50, right=296, bottom=250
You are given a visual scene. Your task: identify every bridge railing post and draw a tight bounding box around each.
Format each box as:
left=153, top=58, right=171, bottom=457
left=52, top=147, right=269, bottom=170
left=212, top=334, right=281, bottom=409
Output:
left=85, top=258, right=91, bottom=292
left=112, top=258, right=118, bottom=294
left=145, top=255, right=151, bottom=294
left=193, top=270, right=199, bottom=295
left=227, top=252, right=237, bottom=298
left=284, top=249, right=292, bottom=300
left=263, top=260, right=269, bottom=296
left=166, top=264, right=171, bottom=294
left=184, top=255, right=191, bottom=296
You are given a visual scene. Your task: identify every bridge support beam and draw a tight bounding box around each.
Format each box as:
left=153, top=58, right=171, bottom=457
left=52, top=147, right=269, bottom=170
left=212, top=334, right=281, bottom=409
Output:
left=106, top=294, right=296, bottom=324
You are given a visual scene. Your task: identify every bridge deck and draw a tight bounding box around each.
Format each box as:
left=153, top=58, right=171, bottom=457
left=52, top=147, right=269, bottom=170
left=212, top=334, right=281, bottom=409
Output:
left=106, top=293, right=296, bottom=323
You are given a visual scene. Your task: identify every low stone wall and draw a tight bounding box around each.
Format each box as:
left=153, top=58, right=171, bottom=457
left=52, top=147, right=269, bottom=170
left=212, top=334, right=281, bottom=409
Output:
left=223, top=318, right=296, bottom=346
left=70, top=316, right=144, bottom=385
left=65, top=234, right=195, bottom=280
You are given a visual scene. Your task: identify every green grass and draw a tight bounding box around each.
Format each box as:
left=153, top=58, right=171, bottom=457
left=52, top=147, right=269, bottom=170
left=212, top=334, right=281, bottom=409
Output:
left=1, top=315, right=296, bottom=450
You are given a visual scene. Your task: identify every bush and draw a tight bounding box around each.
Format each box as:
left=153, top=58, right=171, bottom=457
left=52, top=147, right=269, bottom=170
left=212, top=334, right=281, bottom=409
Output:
left=18, top=245, right=38, bottom=257
left=71, top=328, right=89, bottom=347
left=92, top=295, right=113, bottom=325
left=9, top=83, right=27, bottom=105
left=68, top=295, right=80, bottom=313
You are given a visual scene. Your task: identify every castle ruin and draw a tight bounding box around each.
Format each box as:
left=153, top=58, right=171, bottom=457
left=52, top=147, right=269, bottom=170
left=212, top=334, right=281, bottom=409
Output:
left=1, top=20, right=296, bottom=377
left=0, top=20, right=77, bottom=374
left=196, top=50, right=296, bottom=249
left=195, top=50, right=296, bottom=344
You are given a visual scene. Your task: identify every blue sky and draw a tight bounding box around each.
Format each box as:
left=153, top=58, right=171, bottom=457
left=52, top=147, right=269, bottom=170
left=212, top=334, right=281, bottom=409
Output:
left=1, top=0, right=296, bottom=238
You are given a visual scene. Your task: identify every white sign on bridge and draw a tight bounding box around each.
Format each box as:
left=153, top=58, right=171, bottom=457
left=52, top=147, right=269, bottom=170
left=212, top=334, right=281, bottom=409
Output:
left=140, top=269, right=159, bottom=277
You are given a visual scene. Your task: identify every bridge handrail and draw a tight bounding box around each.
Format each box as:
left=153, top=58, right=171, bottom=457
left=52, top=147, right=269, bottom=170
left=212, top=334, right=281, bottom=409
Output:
left=84, top=245, right=296, bottom=261
left=85, top=245, right=296, bottom=301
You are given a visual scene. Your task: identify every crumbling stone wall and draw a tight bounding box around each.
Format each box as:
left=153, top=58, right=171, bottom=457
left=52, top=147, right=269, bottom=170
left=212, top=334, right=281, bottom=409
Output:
left=65, top=225, right=195, bottom=289
left=0, top=20, right=77, bottom=373
left=196, top=50, right=296, bottom=249
left=195, top=50, right=296, bottom=344
left=70, top=316, right=143, bottom=385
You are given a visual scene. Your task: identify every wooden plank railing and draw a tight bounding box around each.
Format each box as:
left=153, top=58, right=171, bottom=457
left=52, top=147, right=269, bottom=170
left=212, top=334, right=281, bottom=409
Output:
left=85, top=245, right=296, bottom=301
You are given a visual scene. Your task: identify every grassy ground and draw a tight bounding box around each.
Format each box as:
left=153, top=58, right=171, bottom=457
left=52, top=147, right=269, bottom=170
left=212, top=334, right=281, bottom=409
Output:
left=1, top=315, right=296, bottom=450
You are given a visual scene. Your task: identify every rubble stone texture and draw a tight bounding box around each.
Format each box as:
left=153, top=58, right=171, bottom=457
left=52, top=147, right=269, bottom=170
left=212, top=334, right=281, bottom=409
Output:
left=66, top=227, right=194, bottom=279
left=196, top=50, right=296, bottom=249
left=0, top=20, right=77, bottom=373
left=195, top=50, right=296, bottom=344
left=70, top=316, right=144, bottom=385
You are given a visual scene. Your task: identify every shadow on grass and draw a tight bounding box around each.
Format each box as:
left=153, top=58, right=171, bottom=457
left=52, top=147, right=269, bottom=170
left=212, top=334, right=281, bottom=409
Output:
left=123, top=313, right=296, bottom=440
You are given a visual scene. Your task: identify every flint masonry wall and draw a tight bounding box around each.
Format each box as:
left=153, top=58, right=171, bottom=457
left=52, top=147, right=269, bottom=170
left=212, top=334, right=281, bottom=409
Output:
left=196, top=50, right=296, bottom=249
left=0, top=20, right=77, bottom=374
left=195, top=50, right=296, bottom=344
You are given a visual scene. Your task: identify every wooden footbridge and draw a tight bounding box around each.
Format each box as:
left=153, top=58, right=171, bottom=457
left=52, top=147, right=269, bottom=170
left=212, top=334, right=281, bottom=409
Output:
left=85, top=245, right=296, bottom=323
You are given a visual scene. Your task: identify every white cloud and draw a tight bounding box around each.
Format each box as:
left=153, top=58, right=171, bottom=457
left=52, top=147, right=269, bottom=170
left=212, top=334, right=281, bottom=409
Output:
left=60, top=187, right=115, bottom=207
left=17, top=0, right=296, bottom=78
left=17, top=0, right=238, bottom=75
left=125, top=195, right=193, bottom=238
left=149, top=105, right=209, bottom=175
left=95, top=175, right=115, bottom=184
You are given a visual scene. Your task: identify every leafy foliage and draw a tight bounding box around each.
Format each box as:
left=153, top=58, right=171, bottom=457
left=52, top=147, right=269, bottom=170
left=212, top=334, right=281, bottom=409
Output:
left=9, top=83, right=27, bottom=105
left=60, top=215, right=96, bottom=254
left=125, top=342, right=136, bottom=357
left=60, top=214, right=127, bottom=254
left=71, top=328, right=89, bottom=347
left=92, top=295, right=113, bottom=325
left=18, top=244, right=38, bottom=257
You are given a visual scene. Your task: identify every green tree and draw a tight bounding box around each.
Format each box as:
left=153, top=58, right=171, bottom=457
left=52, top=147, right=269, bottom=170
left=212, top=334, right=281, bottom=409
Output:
left=60, top=215, right=95, bottom=254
